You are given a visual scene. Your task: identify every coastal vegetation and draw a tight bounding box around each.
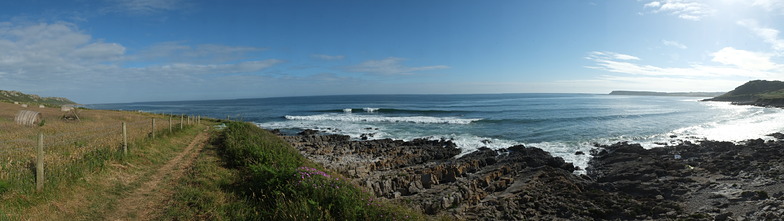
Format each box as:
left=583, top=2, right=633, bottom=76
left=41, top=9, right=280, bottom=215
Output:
left=0, top=100, right=204, bottom=219
left=608, top=90, right=725, bottom=97
left=0, top=90, right=77, bottom=107
left=705, top=80, right=784, bottom=105
left=170, top=121, right=425, bottom=220
left=0, top=91, right=425, bottom=219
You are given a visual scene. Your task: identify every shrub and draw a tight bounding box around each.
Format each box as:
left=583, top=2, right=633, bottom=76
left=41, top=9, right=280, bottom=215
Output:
left=0, top=180, right=8, bottom=194
left=215, top=122, right=423, bottom=220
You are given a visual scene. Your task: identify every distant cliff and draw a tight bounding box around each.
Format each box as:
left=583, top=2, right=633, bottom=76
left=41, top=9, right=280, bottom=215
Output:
left=609, top=91, right=725, bottom=97
left=703, top=80, right=784, bottom=107
left=0, top=90, right=77, bottom=106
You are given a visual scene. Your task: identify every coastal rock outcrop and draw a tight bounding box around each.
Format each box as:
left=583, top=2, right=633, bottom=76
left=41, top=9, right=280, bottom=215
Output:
left=282, top=130, right=784, bottom=220
left=704, top=80, right=784, bottom=108
left=590, top=139, right=784, bottom=220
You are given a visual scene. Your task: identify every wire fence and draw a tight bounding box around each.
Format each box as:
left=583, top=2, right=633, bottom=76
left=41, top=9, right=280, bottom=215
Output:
left=0, top=114, right=203, bottom=191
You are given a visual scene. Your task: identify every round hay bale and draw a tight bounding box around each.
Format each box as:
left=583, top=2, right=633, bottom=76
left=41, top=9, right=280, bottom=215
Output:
left=15, top=110, right=42, bottom=126
left=61, top=105, right=74, bottom=112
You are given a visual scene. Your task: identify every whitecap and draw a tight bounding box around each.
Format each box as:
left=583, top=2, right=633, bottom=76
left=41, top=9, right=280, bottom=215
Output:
left=284, top=113, right=482, bottom=124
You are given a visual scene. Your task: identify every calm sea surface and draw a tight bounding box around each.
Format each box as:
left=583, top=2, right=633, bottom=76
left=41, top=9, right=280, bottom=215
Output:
left=88, top=94, right=784, bottom=170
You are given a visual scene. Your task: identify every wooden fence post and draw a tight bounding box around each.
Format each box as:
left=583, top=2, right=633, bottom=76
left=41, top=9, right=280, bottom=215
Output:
left=151, top=118, right=156, bottom=139
left=168, top=116, right=172, bottom=133
left=36, top=133, right=44, bottom=191
left=122, top=122, right=128, bottom=155
left=180, top=115, right=184, bottom=129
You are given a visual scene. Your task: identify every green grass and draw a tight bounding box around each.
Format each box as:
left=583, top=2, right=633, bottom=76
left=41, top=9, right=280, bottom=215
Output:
left=163, top=121, right=426, bottom=220
left=758, top=89, right=784, bottom=99
left=160, top=140, right=258, bottom=220
left=0, top=180, right=8, bottom=195
left=0, top=122, right=203, bottom=220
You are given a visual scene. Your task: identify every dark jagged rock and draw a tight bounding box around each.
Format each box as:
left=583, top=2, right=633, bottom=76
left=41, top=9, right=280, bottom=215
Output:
left=280, top=129, right=784, bottom=220
left=590, top=139, right=784, bottom=220
left=297, top=129, right=320, bottom=136
left=282, top=131, right=655, bottom=219
left=768, top=132, right=784, bottom=139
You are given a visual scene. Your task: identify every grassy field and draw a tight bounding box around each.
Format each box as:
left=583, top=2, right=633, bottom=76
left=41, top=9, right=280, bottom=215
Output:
left=0, top=101, right=204, bottom=218
left=1, top=102, right=430, bottom=220
left=3, top=125, right=206, bottom=220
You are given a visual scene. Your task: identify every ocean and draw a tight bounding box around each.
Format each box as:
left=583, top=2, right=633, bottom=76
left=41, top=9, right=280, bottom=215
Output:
left=87, top=93, right=784, bottom=171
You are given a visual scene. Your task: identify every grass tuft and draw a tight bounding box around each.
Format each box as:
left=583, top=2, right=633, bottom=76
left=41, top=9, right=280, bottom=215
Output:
left=0, top=180, right=8, bottom=194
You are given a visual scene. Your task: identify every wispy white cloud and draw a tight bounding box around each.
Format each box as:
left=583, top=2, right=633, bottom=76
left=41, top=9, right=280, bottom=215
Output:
left=143, top=60, right=283, bottom=76
left=582, top=47, right=784, bottom=92
left=643, top=0, right=712, bottom=21
left=751, top=0, right=784, bottom=12
left=311, top=54, right=345, bottom=61
left=105, top=0, right=184, bottom=15
left=587, top=51, right=640, bottom=61
left=136, top=42, right=267, bottom=63
left=737, top=19, right=784, bottom=53
left=662, top=40, right=688, bottom=49
left=711, top=47, right=778, bottom=71
left=345, top=57, right=449, bottom=76
left=0, top=21, right=282, bottom=101
left=586, top=49, right=780, bottom=79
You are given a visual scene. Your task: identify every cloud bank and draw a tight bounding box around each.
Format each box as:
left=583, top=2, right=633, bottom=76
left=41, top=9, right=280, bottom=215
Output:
left=643, top=0, right=711, bottom=21
left=345, top=57, right=449, bottom=76
left=0, top=22, right=282, bottom=102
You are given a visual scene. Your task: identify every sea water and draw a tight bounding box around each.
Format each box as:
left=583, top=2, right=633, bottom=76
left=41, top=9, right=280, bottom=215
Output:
left=87, top=93, right=784, bottom=171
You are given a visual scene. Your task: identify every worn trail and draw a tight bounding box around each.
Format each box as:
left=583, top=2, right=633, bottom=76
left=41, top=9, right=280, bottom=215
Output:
left=107, top=129, right=209, bottom=221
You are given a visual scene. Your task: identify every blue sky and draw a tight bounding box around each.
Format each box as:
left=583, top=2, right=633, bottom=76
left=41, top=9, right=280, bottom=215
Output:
left=1, top=0, right=783, bottom=103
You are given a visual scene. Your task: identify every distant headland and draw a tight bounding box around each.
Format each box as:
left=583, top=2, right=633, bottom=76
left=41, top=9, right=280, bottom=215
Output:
left=0, top=90, right=77, bottom=106
left=703, top=80, right=784, bottom=108
left=608, top=90, right=725, bottom=97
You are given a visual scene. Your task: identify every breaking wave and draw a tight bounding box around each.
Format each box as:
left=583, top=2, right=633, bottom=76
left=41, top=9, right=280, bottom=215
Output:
left=284, top=114, right=482, bottom=124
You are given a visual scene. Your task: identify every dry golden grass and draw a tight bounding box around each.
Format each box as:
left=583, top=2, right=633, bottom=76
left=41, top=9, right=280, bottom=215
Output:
left=0, top=102, right=192, bottom=188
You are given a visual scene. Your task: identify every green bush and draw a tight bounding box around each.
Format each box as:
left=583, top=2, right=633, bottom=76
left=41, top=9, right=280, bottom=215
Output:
left=0, top=180, right=8, bottom=194
left=217, top=122, right=304, bottom=169
left=215, top=122, right=423, bottom=220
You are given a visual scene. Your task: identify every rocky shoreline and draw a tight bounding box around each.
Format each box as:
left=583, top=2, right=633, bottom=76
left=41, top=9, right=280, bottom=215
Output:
left=279, top=129, right=784, bottom=220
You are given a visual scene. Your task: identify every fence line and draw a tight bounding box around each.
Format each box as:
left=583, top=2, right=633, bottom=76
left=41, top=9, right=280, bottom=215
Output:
left=0, top=114, right=206, bottom=191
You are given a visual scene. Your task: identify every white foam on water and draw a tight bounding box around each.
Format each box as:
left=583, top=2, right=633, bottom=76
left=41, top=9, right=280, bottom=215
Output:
left=284, top=113, right=482, bottom=124
left=257, top=120, right=392, bottom=140
left=525, top=141, right=595, bottom=173
left=363, top=107, right=379, bottom=113
left=343, top=108, right=352, bottom=113
left=667, top=102, right=784, bottom=142
left=261, top=101, right=784, bottom=176
left=445, top=136, right=594, bottom=174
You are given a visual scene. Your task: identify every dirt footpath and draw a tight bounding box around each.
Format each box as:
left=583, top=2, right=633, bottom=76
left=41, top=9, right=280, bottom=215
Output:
left=107, top=130, right=210, bottom=221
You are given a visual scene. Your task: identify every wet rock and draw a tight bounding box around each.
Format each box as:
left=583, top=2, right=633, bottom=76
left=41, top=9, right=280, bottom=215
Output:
left=767, top=132, right=784, bottom=139
left=298, top=129, right=320, bottom=136
left=280, top=129, right=784, bottom=220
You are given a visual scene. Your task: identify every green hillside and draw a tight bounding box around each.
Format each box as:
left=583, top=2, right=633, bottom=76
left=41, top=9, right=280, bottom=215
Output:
left=707, top=80, right=784, bottom=101
left=0, top=90, right=77, bottom=106
left=705, top=80, right=784, bottom=107
left=609, top=91, right=725, bottom=97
